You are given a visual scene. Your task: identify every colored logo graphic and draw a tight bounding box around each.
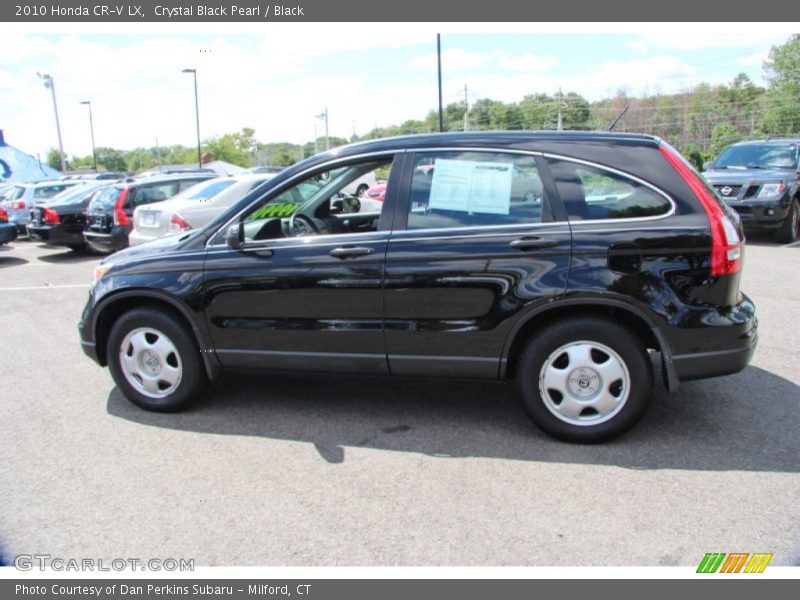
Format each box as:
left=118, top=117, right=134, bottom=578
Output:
left=0, top=159, right=11, bottom=179
left=697, top=552, right=773, bottom=573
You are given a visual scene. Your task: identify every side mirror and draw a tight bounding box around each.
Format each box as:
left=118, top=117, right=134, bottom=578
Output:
left=225, top=222, right=243, bottom=250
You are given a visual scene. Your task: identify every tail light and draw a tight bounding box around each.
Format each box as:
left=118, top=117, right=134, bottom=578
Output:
left=10, top=200, right=25, bottom=210
left=659, top=142, right=742, bottom=277
left=113, top=188, right=130, bottom=226
left=43, top=207, right=60, bottom=224
left=169, top=213, right=191, bottom=232
left=0, top=208, right=8, bottom=222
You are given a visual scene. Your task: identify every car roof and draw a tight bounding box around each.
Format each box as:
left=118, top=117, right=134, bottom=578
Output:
left=120, top=173, right=217, bottom=188
left=728, top=139, right=800, bottom=146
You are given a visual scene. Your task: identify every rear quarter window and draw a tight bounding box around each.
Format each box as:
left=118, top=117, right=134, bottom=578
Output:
left=130, top=182, right=179, bottom=207
left=547, top=159, right=673, bottom=221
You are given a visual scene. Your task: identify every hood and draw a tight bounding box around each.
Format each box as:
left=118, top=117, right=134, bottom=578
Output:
left=104, top=231, right=195, bottom=264
left=704, top=167, right=793, bottom=183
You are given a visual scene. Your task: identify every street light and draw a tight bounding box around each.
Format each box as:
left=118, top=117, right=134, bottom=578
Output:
left=36, top=72, right=67, bottom=172
left=182, top=68, right=202, bottom=168
left=79, top=100, right=97, bottom=172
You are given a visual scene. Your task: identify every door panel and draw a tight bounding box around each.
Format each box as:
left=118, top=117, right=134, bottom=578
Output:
left=203, top=232, right=389, bottom=374
left=384, top=150, right=572, bottom=379
left=201, top=153, right=400, bottom=374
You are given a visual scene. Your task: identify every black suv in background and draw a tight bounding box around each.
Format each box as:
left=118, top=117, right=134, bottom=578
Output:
left=79, top=132, right=757, bottom=443
left=83, top=173, right=216, bottom=253
left=703, top=139, right=800, bottom=242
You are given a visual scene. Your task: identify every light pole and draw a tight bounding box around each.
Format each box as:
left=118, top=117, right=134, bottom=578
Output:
left=182, top=68, right=202, bottom=168
left=316, top=109, right=329, bottom=151
left=79, top=100, right=97, bottom=172
left=37, top=72, right=67, bottom=172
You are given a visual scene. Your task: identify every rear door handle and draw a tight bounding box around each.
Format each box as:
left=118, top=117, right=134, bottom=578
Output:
left=329, top=246, right=375, bottom=259
left=509, top=237, right=559, bottom=250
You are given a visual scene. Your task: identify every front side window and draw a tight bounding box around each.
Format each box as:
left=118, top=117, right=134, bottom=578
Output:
left=406, top=152, right=546, bottom=230
left=234, top=157, right=393, bottom=244
left=547, top=159, right=672, bottom=221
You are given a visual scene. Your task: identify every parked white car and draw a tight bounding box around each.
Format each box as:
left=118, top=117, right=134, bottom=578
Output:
left=342, top=172, right=376, bottom=197
left=129, top=174, right=273, bottom=246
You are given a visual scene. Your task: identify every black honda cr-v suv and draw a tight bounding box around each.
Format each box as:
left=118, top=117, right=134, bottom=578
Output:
left=79, top=132, right=757, bottom=443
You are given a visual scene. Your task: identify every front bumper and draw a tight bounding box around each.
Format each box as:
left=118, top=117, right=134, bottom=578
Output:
left=725, top=197, right=791, bottom=229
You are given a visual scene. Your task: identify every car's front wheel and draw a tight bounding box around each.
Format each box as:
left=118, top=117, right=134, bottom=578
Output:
left=775, top=198, right=799, bottom=243
left=107, top=306, right=207, bottom=411
left=517, top=317, right=653, bottom=443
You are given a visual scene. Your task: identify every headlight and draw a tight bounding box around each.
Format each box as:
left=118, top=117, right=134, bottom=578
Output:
left=92, top=263, right=113, bottom=284
left=758, top=182, right=786, bottom=197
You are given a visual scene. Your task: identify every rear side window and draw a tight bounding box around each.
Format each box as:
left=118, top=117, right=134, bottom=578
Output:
left=406, top=151, right=546, bottom=230
left=178, top=177, right=212, bottom=192
left=185, top=179, right=235, bottom=201
left=547, top=159, right=672, bottom=221
left=33, top=185, right=68, bottom=199
left=89, top=186, right=122, bottom=209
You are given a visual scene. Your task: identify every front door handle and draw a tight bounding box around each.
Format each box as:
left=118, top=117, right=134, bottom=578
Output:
left=329, top=246, right=375, bottom=259
left=509, top=237, right=559, bottom=251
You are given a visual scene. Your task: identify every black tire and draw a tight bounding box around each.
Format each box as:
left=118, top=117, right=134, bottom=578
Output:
left=775, top=198, right=799, bottom=243
left=107, top=306, right=207, bottom=412
left=67, top=243, right=86, bottom=252
left=517, top=317, right=653, bottom=443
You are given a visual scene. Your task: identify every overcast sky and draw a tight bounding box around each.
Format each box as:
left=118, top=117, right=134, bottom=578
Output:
left=0, top=24, right=796, bottom=159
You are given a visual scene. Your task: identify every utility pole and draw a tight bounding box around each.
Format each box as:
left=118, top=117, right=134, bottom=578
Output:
left=37, top=73, right=67, bottom=172
left=313, top=122, right=318, bottom=154
left=182, top=68, right=202, bottom=168
left=437, top=34, right=444, bottom=133
left=557, top=88, right=564, bottom=131
left=462, top=84, right=470, bottom=131
left=79, top=101, right=97, bottom=172
left=155, top=137, right=162, bottom=169
left=316, top=109, right=329, bottom=150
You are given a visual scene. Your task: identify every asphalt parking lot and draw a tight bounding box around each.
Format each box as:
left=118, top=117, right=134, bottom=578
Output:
left=0, top=237, right=798, bottom=567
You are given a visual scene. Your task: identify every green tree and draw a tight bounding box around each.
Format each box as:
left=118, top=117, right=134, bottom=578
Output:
left=710, top=122, right=742, bottom=157
left=95, top=147, right=127, bottom=172
left=46, top=148, right=61, bottom=170
left=760, top=35, right=800, bottom=134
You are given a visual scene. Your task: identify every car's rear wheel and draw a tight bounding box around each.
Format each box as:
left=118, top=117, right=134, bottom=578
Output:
left=775, top=198, right=799, bottom=243
left=107, top=307, right=207, bottom=411
left=517, top=317, right=653, bottom=443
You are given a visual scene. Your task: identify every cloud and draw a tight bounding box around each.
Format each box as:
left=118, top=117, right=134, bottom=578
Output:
left=624, top=30, right=792, bottom=51
left=409, top=48, right=490, bottom=72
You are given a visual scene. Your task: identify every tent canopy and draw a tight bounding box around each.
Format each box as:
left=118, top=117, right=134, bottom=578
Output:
left=0, top=130, right=61, bottom=183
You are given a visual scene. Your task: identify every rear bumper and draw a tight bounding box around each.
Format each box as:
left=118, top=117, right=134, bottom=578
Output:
left=670, top=299, right=758, bottom=382
left=0, top=223, right=17, bottom=244
left=84, top=227, right=129, bottom=253
left=28, top=224, right=84, bottom=247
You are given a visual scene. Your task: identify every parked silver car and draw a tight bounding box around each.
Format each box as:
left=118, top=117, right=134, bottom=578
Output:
left=129, top=174, right=273, bottom=246
left=0, top=180, right=82, bottom=230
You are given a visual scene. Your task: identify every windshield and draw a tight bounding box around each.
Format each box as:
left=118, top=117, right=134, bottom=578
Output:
left=714, top=143, right=798, bottom=170
left=49, top=183, right=109, bottom=207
